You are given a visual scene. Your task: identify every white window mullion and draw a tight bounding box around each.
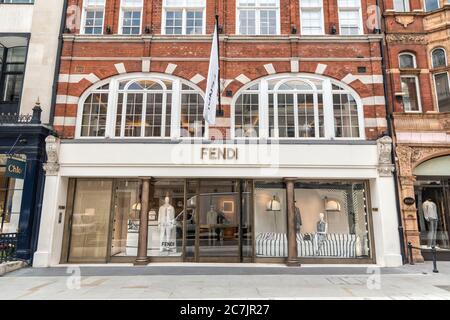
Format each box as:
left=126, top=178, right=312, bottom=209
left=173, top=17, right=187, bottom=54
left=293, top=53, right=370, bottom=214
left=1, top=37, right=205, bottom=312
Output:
left=172, top=79, right=181, bottom=139
left=322, top=79, right=334, bottom=138
left=260, top=79, right=269, bottom=139
left=274, top=92, right=279, bottom=138
left=293, top=93, right=299, bottom=138
left=105, top=79, right=116, bottom=138
left=161, top=90, right=167, bottom=138
left=182, top=9, right=187, bottom=35
left=120, top=92, right=127, bottom=137
left=313, top=93, right=320, bottom=138
left=141, top=92, right=147, bottom=137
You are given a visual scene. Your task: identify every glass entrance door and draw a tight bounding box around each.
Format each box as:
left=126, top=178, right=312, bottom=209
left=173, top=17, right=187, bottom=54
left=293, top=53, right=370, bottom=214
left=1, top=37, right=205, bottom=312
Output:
left=184, top=179, right=253, bottom=262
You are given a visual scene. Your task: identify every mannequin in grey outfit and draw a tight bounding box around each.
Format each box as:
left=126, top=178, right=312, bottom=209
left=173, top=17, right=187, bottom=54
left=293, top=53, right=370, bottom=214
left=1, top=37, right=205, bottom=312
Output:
left=294, top=201, right=302, bottom=234
left=423, top=198, right=438, bottom=248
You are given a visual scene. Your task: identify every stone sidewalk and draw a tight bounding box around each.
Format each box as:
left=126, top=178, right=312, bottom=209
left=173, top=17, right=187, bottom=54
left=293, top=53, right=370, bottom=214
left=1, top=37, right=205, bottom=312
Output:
left=1, top=262, right=450, bottom=300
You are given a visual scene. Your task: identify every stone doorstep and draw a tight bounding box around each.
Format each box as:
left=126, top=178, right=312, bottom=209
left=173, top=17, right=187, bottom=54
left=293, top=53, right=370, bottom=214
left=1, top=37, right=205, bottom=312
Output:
left=0, top=261, right=27, bottom=276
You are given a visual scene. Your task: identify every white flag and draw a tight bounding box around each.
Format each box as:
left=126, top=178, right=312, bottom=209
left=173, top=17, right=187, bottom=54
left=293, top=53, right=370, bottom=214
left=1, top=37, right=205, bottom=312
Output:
left=203, top=23, right=220, bottom=125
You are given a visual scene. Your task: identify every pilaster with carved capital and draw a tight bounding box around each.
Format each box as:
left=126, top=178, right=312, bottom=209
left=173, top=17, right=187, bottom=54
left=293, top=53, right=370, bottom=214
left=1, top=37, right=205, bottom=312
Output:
left=43, top=135, right=61, bottom=176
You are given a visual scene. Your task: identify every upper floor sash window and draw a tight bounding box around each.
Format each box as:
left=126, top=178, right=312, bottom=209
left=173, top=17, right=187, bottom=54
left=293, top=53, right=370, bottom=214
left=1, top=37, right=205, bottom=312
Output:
left=162, top=0, right=206, bottom=35
left=300, top=0, right=324, bottom=35
left=119, top=0, right=143, bottom=35
left=237, top=0, right=280, bottom=35
left=81, top=0, right=106, bottom=35
left=337, top=0, right=363, bottom=35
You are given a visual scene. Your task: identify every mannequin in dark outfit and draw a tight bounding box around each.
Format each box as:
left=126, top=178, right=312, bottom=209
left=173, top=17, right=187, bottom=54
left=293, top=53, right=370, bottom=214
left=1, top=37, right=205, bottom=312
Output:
left=294, top=201, right=302, bottom=233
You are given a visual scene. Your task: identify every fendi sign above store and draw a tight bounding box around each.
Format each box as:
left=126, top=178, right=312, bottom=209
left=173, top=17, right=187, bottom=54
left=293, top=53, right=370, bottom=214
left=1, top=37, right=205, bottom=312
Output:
left=201, top=147, right=238, bottom=160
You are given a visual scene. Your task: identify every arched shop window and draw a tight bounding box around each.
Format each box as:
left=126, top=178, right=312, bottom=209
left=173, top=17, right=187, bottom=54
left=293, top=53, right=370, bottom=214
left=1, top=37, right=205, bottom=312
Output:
left=77, top=74, right=205, bottom=139
left=232, top=74, right=365, bottom=139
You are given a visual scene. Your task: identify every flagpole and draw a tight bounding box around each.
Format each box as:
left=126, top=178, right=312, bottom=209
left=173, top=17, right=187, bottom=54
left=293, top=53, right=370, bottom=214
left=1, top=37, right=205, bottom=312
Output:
left=215, top=14, right=223, bottom=117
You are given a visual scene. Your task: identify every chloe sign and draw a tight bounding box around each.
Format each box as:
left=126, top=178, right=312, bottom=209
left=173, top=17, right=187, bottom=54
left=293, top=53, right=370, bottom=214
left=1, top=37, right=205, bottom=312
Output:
left=201, top=147, right=238, bottom=160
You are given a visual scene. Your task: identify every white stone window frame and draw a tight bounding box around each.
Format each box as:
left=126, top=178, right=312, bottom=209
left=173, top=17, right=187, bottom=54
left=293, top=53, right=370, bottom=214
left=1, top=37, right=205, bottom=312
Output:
left=337, top=0, right=363, bottom=36
left=432, top=71, right=450, bottom=112
left=400, top=75, right=422, bottom=113
left=236, top=0, right=281, bottom=36
left=398, top=52, right=417, bottom=69
left=118, top=0, right=143, bottom=35
left=76, top=73, right=207, bottom=140
left=300, top=0, right=325, bottom=36
left=161, top=0, right=206, bottom=35
left=431, top=47, right=448, bottom=69
left=80, top=0, right=106, bottom=35
left=231, top=73, right=365, bottom=140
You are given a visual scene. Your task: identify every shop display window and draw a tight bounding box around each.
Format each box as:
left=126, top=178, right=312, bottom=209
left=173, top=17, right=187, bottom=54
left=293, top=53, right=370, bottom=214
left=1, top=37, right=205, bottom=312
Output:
left=254, top=181, right=288, bottom=257
left=0, top=156, right=24, bottom=235
left=415, top=179, right=450, bottom=251
left=110, top=180, right=140, bottom=257
left=254, top=180, right=371, bottom=259
left=68, top=180, right=113, bottom=262
left=147, top=180, right=184, bottom=257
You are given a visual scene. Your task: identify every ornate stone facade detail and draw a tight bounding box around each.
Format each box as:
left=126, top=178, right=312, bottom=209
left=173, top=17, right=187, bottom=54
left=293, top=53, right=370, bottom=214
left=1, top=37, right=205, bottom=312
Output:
left=377, top=136, right=395, bottom=176
left=411, top=147, right=450, bottom=167
left=385, top=34, right=427, bottom=44
left=395, top=15, right=415, bottom=28
left=43, top=135, right=61, bottom=176
left=395, top=145, right=413, bottom=177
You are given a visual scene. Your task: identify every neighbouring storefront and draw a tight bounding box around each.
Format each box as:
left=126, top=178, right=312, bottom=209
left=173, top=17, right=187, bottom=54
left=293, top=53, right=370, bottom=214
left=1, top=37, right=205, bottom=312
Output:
left=0, top=109, right=52, bottom=261
left=413, top=156, right=450, bottom=260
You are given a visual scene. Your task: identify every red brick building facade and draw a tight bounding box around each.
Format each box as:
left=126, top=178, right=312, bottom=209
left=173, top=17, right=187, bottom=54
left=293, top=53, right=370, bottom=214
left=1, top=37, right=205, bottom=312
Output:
left=33, top=0, right=405, bottom=267
left=383, top=0, right=450, bottom=261
left=55, top=0, right=388, bottom=140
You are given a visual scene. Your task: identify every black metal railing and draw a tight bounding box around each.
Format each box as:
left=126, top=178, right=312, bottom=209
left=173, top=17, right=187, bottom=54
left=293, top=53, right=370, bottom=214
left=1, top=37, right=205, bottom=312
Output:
left=407, top=242, right=439, bottom=273
left=0, top=113, right=32, bottom=124
left=0, top=233, right=18, bottom=263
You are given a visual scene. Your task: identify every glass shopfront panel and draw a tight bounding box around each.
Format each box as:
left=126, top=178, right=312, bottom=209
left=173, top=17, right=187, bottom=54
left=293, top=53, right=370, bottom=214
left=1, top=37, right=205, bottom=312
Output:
left=0, top=156, right=24, bottom=235
left=185, top=179, right=253, bottom=262
left=68, top=180, right=113, bottom=263
left=65, top=178, right=373, bottom=263
left=415, top=178, right=450, bottom=251
left=294, top=181, right=371, bottom=259
left=148, top=180, right=184, bottom=257
left=110, top=180, right=140, bottom=257
left=254, top=180, right=372, bottom=260
left=254, top=181, right=288, bottom=257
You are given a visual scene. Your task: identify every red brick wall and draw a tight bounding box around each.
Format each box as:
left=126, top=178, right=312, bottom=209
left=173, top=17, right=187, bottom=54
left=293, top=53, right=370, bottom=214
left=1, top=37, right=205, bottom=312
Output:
left=57, top=0, right=387, bottom=140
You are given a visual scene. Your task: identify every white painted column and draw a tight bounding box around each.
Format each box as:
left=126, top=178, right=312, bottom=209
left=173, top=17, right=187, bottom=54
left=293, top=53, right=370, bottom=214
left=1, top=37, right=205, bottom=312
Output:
left=371, top=136, right=403, bottom=267
left=33, top=135, right=66, bottom=267
left=371, top=178, right=403, bottom=267
left=33, top=176, right=68, bottom=267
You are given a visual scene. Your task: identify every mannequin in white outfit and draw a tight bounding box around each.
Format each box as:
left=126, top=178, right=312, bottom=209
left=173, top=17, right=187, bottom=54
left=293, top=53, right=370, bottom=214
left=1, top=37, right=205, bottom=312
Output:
left=423, top=199, right=438, bottom=248
left=158, top=196, right=176, bottom=253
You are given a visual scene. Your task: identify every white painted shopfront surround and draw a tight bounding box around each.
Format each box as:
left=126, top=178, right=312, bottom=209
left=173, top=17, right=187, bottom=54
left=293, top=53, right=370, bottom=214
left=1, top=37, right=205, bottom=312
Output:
left=33, top=140, right=403, bottom=267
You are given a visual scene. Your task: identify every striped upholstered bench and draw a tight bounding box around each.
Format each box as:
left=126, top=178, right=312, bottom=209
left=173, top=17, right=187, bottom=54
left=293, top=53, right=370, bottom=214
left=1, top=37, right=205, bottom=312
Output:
left=255, top=232, right=288, bottom=257
left=314, top=234, right=359, bottom=258
left=257, top=232, right=360, bottom=258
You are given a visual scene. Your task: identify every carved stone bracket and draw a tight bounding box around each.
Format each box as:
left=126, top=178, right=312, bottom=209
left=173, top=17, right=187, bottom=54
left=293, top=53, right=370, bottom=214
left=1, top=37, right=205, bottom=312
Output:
left=43, top=135, right=61, bottom=176
left=395, top=15, right=415, bottom=28
left=377, top=136, right=394, bottom=176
